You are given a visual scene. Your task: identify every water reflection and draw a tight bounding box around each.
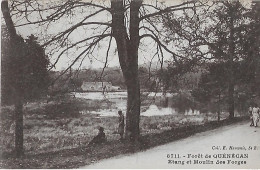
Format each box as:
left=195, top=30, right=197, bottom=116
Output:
left=73, top=92, right=200, bottom=117
left=72, top=92, right=245, bottom=118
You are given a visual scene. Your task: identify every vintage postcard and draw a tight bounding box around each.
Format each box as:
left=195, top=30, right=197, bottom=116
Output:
left=1, top=0, right=260, bottom=169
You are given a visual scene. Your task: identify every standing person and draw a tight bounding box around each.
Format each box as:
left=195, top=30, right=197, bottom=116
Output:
left=252, top=105, right=260, bottom=127
left=118, top=110, right=125, bottom=140
left=249, top=106, right=253, bottom=126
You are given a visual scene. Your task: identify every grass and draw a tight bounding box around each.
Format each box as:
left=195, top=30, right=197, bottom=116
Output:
left=0, top=118, right=248, bottom=169
left=0, top=94, right=248, bottom=168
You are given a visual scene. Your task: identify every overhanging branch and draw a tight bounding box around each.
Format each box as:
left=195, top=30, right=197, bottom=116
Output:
left=140, top=33, right=185, bottom=63
left=49, top=33, right=112, bottom=86
left=140, top=1, right=195, bottom=21
left=41, top=9, right=111, bottom=47
left=100, top=35, right=113, bottom=79
left=48, top=33, right=112, bottom=71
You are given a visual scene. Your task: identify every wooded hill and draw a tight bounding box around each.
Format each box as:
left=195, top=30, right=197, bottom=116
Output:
left=48, top=61, right=206, bottom=94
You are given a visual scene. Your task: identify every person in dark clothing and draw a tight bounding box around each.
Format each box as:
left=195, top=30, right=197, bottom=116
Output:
left=88, top=127, right=106, bottom=145
left=118, top=110, right=125, bottom=140
left=249, top=106, right=254, bottom=126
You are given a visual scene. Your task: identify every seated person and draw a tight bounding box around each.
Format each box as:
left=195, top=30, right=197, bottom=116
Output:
left=88, top=127, right=106, bottom=145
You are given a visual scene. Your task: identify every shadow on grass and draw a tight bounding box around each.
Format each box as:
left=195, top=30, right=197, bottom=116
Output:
left=0, top=116, right=248, bottom=168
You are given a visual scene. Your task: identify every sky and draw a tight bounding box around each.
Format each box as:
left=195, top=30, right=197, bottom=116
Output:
left=3, top=0, right=253, bottom=71
left=7, top=0, right=191, bottom=71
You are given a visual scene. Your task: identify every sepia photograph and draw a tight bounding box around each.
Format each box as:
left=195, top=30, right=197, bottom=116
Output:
left=1, top=0, right=260, bottom=168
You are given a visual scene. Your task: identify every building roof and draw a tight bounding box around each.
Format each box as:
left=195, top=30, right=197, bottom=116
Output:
left=82, top=82, right=112, bottom=86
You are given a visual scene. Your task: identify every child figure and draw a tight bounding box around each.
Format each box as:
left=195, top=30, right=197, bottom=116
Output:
left=88, top=127, right=106, bottom=145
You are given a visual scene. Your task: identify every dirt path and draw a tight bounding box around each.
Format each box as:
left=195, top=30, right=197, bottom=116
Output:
left=82, top=121, right=260, bottom=169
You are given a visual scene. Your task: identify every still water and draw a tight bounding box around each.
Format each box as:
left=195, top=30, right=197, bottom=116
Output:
left=72, top=92, right=208, bottom=117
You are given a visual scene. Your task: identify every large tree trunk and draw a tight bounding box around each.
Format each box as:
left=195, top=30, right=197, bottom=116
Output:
left=1, top=0, right=24, bottom=157
left=124, top=66, right=141, bottom=140
left=111, top=0, right=142, bottom=141
left=14, top=92, right=24, bottom=157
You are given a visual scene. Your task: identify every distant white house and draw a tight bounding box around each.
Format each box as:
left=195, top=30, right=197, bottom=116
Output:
left=81, top=82, right=121, bottom=92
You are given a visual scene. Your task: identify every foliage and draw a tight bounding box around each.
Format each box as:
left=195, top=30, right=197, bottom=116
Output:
left=242, top=1, right=260, bottom=97
left=157, top=59, right=201, bottom=92
left=49, top=66, right=163, bottom=93
left=162, top=1, right=259, bottom=116
left=1, top=27, right=49, bottom=105
left=192, top=62, right=228, bottom=103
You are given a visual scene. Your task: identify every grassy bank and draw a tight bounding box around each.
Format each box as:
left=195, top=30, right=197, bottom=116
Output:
left=0, top=117, right=248, bottom=168
left=0, top=95, right=248, bottom=168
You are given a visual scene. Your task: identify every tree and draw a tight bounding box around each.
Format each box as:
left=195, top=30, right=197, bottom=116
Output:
left=157, top=59, right=199, bottom=94
left=1, top=0, right=49, bottom=157
left=243, top=1, right=260, bottom=98
left=138, top=67, right=155, bottom=91
left=8, top=0, right=198, bottom=141
left=162, top=1, right=252, bottom=119
left=192, top=62, right=230, bottom=121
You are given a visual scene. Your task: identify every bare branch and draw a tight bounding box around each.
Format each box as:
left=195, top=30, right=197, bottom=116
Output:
left=140, top=33, right=185, bottom=63
left=50, top=33, right=111, bottom=86
left=41, top=8, right=111, bottom=47
left=48, top=33, right=112, bottom=71
left=140, top=1, right=195, bottom=21
left=100, top=35, right=113, bottom=79
left=15, top=5, right=108, bottom=28
left=72, top=1, right=111, bottom=12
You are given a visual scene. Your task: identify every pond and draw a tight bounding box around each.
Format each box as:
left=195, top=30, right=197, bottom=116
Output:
left=71, top=91, right=221, bottom=117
